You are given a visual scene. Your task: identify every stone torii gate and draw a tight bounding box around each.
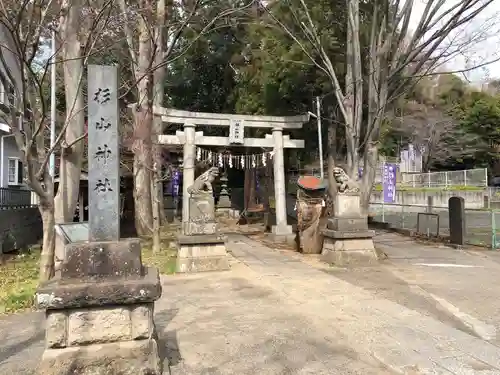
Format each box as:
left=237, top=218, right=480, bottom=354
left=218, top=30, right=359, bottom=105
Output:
left=155, top=107, right=308, bottom=239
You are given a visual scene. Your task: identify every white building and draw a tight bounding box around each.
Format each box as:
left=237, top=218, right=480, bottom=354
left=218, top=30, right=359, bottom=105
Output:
left=398, top=144, right=424, bottom=173
left=0, top=24, right=32, bottom=205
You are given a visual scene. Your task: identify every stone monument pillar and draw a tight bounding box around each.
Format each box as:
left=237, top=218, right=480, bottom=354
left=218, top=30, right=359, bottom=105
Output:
left=176, top=167, right=230, bottom=273
left=271, top=127, right=294, bottom=241
left=448, top=196, right=466, bottom=247
left=35, top=65, right=162, bottom=375
left=321, top=167, right=378, bottom=265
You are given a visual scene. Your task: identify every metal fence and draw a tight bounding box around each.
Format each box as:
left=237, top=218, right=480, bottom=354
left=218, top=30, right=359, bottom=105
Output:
left=487, top=187, right=500, bottom=204
left=369, top=199, right=500, bottom=249
left=289, top=167, right=488, bottom=189
left=0, top=187, right=35, bottom=208
left=400, top=168, right=488, bottom=188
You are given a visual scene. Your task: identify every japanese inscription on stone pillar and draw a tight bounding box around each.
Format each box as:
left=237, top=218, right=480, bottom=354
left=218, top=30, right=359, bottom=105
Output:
left=87, top=65, right=120, bottom=241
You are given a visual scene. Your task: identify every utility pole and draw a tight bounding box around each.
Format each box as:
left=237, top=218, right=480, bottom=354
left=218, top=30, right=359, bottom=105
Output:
left=49, top=30, right=56, bottom=179
left=316, top=96, right=324, bottom=179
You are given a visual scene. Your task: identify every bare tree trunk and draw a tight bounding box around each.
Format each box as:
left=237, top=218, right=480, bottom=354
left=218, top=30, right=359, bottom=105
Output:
left=24, top=82, right=58, bottom=281
left=54, top=0, right=86, bottom=266
left=344, top=0, right=363, bottom=177
left=325, top=121, right=337, bottom=217
left=55, top=0, right=85, bottom=220
left=151, top=0, right=166, bottom=252
left=262, top=164, right=271, bottom=210
left=39, top=202, right=55, bottom=282
left=133, top=0, right=154, bottom=236
left=326, top=121, right=337, bottom=198
left=244, top=168, right=257, bottom=209
left=360, top=143, right=378, bottom=212
left=344, top=4, right=356, bottom=174
left=152, top=168, right=161, bottom=253
left=153, top=0, right=167, bottom=227
left=249, top=169, right=257, bottom=206
left=243, top=168, right=249, bottom=209
left=133, top=114, right=153, bottom=236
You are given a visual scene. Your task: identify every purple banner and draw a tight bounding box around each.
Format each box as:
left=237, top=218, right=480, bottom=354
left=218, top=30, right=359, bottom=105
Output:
left=383, top=163, right=397, bottom=203
left=358, top=167, right=363, bottom=179
left=172, top=170, right=180, bottom=196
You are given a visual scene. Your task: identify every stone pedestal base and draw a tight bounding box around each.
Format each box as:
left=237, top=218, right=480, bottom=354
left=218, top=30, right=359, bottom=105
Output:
left=182, top=221, right=217, bottom=235
left=321, top=229, right=378, bottom=266
left=176, top=234, right=230, bottom=273
left=271, top=225, right=296, bottom=245
left=36, top=239, right=163, bottom=375
left=335, top=193, right=361, bottom=217
left=39, top=316, right=160, bottom=375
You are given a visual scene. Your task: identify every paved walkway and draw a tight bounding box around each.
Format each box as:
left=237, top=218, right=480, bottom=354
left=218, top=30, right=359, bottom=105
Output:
left=226, top=234, right=500, bottom=374
left=3, top=232, right=500, bottom=374
left=372, top=232, right=500, bottom=345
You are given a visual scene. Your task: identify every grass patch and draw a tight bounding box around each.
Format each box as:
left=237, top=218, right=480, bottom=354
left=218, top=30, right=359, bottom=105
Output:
left=141, top=243, right=177, bottom=275
left=140, top=225, right=178, bottom=275
left=0, top=248, right=40, bottom=314
left=0, top=225, right=179, bottom=315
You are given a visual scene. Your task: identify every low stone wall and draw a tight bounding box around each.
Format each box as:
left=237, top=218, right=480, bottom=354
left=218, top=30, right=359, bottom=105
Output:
left=370, top=190, right=485, bottom=209
left=0, top=207, right=42, bottom=253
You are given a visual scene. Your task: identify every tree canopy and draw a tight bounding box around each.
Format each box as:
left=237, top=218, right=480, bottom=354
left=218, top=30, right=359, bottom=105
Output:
left=163, top=0, right=500, bottom=176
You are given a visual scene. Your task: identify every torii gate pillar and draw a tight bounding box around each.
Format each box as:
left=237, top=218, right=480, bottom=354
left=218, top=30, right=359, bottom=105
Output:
left=271, top=127, right=293, bottom=238
left=182, top=123, right=196, bottom=225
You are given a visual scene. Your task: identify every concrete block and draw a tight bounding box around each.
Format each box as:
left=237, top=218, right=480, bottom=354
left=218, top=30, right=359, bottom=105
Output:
left=321, top=237, right=378, bottom=266
left=67, top=307, right=131, bottom=346
left=37, top=338, right=162, bottom=375
left=176, top=254, right=230, bottom=273
left=131, top=304, right=154, bottom=340
left=36, top=266, right=161, bottom=310
left=176, top=234, right=230, bottom=273
left=334, top=194, right=361, bottom=217
left=327, top=217, right=367, bottom=231
left=177, top=233, right=226, bottom=245
left=322, top=229, right=374, bottom=239
left=46, top=311, right=68, bottom=348
left=178, top=243, right=227, bottom=258
left=62, top=239, right=143, bottom=279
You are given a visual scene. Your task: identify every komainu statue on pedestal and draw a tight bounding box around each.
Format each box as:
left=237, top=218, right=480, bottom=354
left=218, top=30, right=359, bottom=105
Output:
left=332, top=167, right=360, bottom=194
left=187, top=167, right=219, bottom=195
left=186, top=167, right=220, bottom=232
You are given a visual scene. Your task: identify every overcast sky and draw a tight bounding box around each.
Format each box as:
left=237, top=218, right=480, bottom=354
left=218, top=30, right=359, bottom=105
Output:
left=410, top=0, right=500, bottom=84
